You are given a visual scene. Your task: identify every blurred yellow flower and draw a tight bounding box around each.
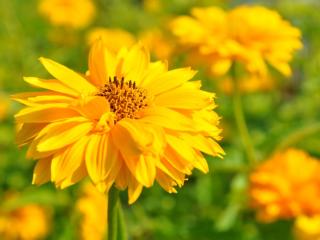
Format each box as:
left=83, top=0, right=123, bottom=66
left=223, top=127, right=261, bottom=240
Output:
left=0, top=94, right=10, bottom=121
left=86, top=28, right=136, bottom=53
left=171, top=5, right=302, bottom=77
left=13, top=39, right=224, bottom=204
left=249, top=148, right=320, bottom=222
left=294, top=215, right=320, bottom=240
left=76, top=183, right=107, bottom=240
left=140, top=29, right=174, bottom=61
left=0, top=204, right=49, bottom=240
left=38, top=0, right=96, bottom=29
left=143, top=0, right=162, bottom=12
left=219, top=74, right=275, bottom=94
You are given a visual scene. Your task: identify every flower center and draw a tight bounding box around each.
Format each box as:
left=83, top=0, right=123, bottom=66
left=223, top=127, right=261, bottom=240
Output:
left=96, top=76, right=148, bottom=122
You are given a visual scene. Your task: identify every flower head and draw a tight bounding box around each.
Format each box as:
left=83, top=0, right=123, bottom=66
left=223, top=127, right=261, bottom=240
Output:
left=0, top=203, right=49, bottom=240
left=76, top=183, right=107, bottom=240
left=38, top=0, right=96, bottom=29
left=249, top=149, right=320, bottom=222
left=14, top=40, right=224, bottom=204
left=171, top=5, right=302, bottom=77
left=294, top=215, right=320, bottom=240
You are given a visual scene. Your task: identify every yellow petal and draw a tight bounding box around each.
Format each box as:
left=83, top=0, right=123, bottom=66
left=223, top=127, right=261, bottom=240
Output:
left=155, top=87, right=214, bottom=109
left=37, top=119, right=92, bottom=152
left=24, top=77, right=78, bottom=97
left=139, top=106, right=195, bottom=131
left=156, top=169, right=178, bottom=193
left=180, top=133, right=225, bottom=157
left=128, top=173, right=143, bottom=204
left=15, top=104, right=79, bottom=123
left=139, top=61, right=167, bottom=87
left=39, top=57, right=96, bottom=94
left=51, top=136, right=89, bottom=182
left=88, top=39, right=107, bottom=86
left=121, top=43, right=149, bottom=84
left=85, top=133, right=120, bottom=184
left=112, top=120, right=156, bottom=187
left=16, top=123, right=47, bottom=147
left=145, top=67, right=197, bottom=96
left=32, top=157, right=52, bottom=185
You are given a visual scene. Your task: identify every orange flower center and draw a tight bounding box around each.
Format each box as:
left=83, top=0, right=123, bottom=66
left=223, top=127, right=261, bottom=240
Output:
left=96, top=76, right=148, bottom=122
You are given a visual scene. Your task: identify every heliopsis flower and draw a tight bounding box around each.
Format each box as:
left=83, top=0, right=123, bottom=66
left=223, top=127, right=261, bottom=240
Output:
left=86, top=28, right=136, bottom=53
left=76, top=183, right=107, bottom=240
left=294, top=215, right=320, bottom=240
left=171, top=5, right=302, bottom=77
left=249, top=148, right=320, bottom=222
left=38, top=0, right=96, bottom=29
left=140, top=29, right=174, bottom=61
left=13, top=39, right=224, bottom=204
left=0, top=203, right=49, bottom=240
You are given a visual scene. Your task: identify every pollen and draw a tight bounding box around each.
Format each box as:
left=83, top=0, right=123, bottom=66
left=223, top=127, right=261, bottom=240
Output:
left=96, top=76, right=149, bottom=122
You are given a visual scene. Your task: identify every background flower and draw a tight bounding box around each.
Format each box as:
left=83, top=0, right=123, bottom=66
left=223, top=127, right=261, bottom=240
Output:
left=250, top=149, right=320, bottom=222
left=38, top=0, right=96, bottom=29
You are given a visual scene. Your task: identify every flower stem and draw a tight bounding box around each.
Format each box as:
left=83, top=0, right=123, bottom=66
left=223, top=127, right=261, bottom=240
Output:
left=274, top=122, right=320, bottom=153
left=117, top=201, right=127, bottom=240
left=231, top=70, right=257, bottom=166
left=107, top=187, right=119, bottom=240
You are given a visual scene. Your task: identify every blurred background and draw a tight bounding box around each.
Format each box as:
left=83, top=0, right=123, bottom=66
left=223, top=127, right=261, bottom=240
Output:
left=1, top=0, right=320, bottom=239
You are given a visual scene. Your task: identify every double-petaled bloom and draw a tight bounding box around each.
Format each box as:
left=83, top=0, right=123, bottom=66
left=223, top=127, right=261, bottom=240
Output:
left=14, top=40, right=224, bottom=204
left=171, top=5, right=302, bottom=78
left=249, top=149, right=320, bottom=222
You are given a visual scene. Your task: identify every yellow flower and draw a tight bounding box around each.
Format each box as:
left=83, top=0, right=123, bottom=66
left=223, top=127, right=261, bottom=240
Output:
left=0, top=204, right=49, bottom=240
left=38, top=0, right=96, bottom=29
left=86, top=28, right=136, bottom=53
left=140, top=29, right=174, bottom=61
left=219, top=74, right=275, bottom=94
left=171, top=6, right=302, bottom=77
left=294, top=215, right=320, bottom=240
left=249, top=148, right=320, bottom=222
left=13, top=40, right=224, bottom=204
left=76, top=183, right=107, bottom=240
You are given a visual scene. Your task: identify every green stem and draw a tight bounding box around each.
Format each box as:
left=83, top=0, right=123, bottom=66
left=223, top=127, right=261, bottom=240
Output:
left=274, top=123, right=320, bottom=153
left=107, top=187, right=119, bottom=240
left=117, top=201, right=127, bottom=240
left=232, top=70, right=257, bottom=166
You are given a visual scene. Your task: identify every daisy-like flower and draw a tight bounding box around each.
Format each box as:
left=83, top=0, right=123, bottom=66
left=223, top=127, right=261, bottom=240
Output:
left=171, top=5, right=302, bottom=77
left=38, top=0, right=96, bottom=29
left=14, top=40, right=224, bottom=204
left=294, top=215, right=320, bottom=240
left=76, top=183, right=107, bottom=240
left=249, top=148, right=320, bottom=222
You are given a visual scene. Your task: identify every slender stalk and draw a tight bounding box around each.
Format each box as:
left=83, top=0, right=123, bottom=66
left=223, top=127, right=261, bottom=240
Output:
left=231, top=68, right=257, bottom=166
left=117, top=201, right=127, bottom=240
left=274, top=122, right=320, bottom=153
left=107, top=187, right=119, bottom=240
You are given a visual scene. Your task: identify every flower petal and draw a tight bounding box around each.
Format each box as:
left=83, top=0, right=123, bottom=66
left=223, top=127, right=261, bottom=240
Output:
left=32, top=157, right=52, bottom=185
left=39, top=57, right=96, bottom=94
left=85, top=133, right=120, bottom=184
